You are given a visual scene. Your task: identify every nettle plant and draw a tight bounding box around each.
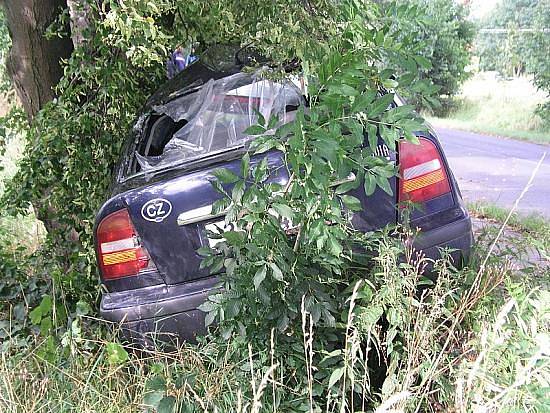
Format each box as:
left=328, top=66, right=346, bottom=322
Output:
left=198, top=36, right=427, bottom=404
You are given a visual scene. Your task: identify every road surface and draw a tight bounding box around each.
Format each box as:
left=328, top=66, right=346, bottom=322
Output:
left=435, top=127, right=550, bottom=218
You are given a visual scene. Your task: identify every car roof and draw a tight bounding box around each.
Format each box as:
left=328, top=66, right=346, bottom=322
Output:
left=144, top=45, right=269, bottom=110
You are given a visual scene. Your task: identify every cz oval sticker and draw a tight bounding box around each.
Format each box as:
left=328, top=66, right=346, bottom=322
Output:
left=141, top=198, right=172, bottom=223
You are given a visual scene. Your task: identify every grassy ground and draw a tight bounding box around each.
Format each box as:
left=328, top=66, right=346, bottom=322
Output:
left=0, top=215, right=548, bottom=412
left=467, top=201, right=549, bottom=270
left=427, top=72, right=550, bottom=145
left=0, top=130, right=44, bottom=251
left=468, top=200, right=550, bottom=240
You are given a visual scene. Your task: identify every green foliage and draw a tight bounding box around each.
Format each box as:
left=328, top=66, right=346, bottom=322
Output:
left=0, top=8, right=11, bottom=95
left=1, top=223, right=548, bottom=411
left=457, top=286, right=550, bottom=411
left=525, top=0, right=550, bottom=123
left=105, top=342, right=129, bottom=365
left=0, top=0, right=430, bottom=322
left=0, top=0, right=377, bottom=310
left=0, top=1, right=548, bottom=411
left=476, top=0, right=540, bottom=76
left=475, top=0, right=550, bottom=123
left=196, top=5, right=431, bottom=406
left=384, top=0, right=476, bottom=113
left=1, top=2, right=172, bottom=302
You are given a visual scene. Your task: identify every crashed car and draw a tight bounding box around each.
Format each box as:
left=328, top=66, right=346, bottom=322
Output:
left=94, top=53, right=473, bottom=346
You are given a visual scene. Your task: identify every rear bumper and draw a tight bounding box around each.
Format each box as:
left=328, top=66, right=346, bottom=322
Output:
left=101, top=215, right=473, bottom=346
left=414, top=215, right=473, bottom=265
left=100, top=276, right=217, bottom=346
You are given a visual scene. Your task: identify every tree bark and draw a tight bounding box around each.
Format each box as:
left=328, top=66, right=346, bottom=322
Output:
left=2, top=0, right=73, bottom=119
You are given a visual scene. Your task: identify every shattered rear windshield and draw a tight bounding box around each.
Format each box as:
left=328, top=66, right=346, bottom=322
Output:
left=133, top=70, right=304, bottom=173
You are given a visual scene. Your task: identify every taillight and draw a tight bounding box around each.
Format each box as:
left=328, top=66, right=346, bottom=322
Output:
left=96, top=209, right=153, bottom=280
left=399, top=137, right=451, bottom=204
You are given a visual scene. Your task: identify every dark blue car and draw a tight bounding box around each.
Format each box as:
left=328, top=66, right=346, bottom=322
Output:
left=94, top=56, right=473, bottom=346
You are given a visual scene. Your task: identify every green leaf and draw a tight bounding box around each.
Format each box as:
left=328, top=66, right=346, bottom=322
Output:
left=241, top=152, right=250, bottom=178
left=253, top=265, right=267, bottom=290
left=328, top=236, right=342, bottom=255
left=382, top=79, right=398, bottom=89
left=364, top=173, right=376, bottom=196
left=351, top=90, right=377, bottom=113
left=368, top=93, right=394, bottom=118
left=40, top=316, right=52, bottom=335
left=252, top=139, right=277, bottom=154
left=157, top=396, right=176, bottom=413
left=212, top=168, right=239, bottom=184
left=231, top=181, right=245, bottom=202
left=269, top=262, right=284, bottom=282
left=212, top=197, right=230, bottom=215
left=333, top=83, right=358, bottom=96
left=29, top=307, right=42, bottom=325
left=252, top=157, right=269, bottom=181
left=198, top=300, right=216, bottom=314
left=271, top=203, right=294, bottom=220
left=146, top=376, right=167, bottom=391
left=244, top=124, right=266, bottom=135
left=276, top=314, right=289, bottom=331
left=105, top=342, right=128, bottom=365
left=328, top=367, right=344, bottom=388
left=398, top=72, right=416, bottom=87
left=340, top=195, right=362, bottom=211
left=223, top=230, right=244, bottom=245
left=367, top=123, right=378, bottom=151
left=196, top=246, right=212, bottom=257
left=204, top=310, right=217, bottom=327
left=376, top=175, right=393, bottom=196
left=254, top=108, right=266, bottom=127
left=39, top=295, right=52, bottom=315
left=267, top=113, right=279, bottom=130
left=414, top=55, right=432, bottom=69
left=143, top=390, right=164, bottom=409
left=335, top=179, right=358, bottom=194
left=76, top=300, right=91, bottom=316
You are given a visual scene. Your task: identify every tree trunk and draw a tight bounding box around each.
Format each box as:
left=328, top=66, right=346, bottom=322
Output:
left=2, top=0, right=73, bottom=119
left=2, top=0, right=74, bottom=235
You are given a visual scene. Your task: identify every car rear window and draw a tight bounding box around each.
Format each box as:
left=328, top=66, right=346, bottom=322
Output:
left=133, top=71, right=303, bottom=173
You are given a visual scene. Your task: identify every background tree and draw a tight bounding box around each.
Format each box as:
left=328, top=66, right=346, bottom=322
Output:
left=383, top=0, right=476, bottom=113
left=475, top=0, right=538, bottom=76
left=475, top=0, right=549, bottom=122
left=0, top=8, right=10, bottom=97
left=525, top=0, right=550, bottom=122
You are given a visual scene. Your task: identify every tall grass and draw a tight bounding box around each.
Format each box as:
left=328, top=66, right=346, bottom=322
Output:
left=0, top=221, right=547, bottom=412
left=427, top=72, right=550, bottom=144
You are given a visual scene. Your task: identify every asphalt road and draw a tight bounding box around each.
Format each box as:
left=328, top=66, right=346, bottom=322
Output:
left=435, top=127, right=550, bottom=218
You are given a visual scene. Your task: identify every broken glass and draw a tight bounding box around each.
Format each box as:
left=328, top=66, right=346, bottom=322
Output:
left=135, top=70, right=303, bottom=172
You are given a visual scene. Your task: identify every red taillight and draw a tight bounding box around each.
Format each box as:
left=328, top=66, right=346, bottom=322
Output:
left=398, top=137, right=451, bottom=204
left=96, top=209, right=151, bottom=280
